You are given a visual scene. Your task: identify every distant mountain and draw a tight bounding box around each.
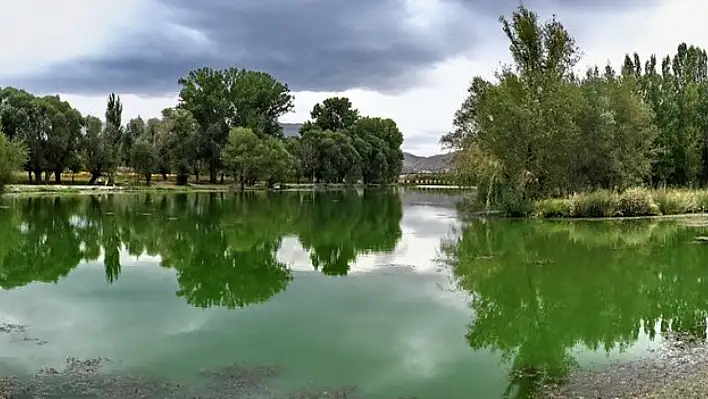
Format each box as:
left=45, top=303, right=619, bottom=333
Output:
left=279, top=123, right=454, bottom=173
left=281, top=122, right=303, bottom=138
left=402, top=152, right=455, bottom=174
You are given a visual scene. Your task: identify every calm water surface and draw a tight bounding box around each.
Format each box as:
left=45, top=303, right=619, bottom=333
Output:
left=1, top=190, right=708, bottom=398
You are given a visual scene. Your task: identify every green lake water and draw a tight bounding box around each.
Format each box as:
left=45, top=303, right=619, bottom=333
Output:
left=1, top=190, right=708, bottom=398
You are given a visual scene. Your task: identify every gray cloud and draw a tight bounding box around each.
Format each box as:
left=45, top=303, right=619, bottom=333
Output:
left=8, top=0, right=658, bottom=96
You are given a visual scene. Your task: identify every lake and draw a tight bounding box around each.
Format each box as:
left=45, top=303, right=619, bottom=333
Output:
left=0, top=190, right=707, bottom=398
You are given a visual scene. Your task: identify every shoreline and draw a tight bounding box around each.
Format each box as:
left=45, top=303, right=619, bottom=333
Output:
left=543, top=333, right=708, bottom=398
left=0, top=183, right=470, bottom=198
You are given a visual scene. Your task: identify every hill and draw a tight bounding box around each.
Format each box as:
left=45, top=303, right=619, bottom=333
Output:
left=402, top=152, right=455, bottom=174
left=278, top=123, right=454, bottom=173
left=281, top=123, right=303, bottom=138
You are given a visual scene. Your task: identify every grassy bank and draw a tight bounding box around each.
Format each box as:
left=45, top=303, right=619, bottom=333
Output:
left=522, top=188, right=708, bottom=218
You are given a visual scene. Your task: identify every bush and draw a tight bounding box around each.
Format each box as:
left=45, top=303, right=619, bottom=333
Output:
left=653, top=189, right=700, bottom=215
left=618, top=188, right=660, bottom=216
left=499, top=190, right=535, bottom=217
left=570, top=190, right=620, bottom=218
left=535, top=198, right=573, bottom=218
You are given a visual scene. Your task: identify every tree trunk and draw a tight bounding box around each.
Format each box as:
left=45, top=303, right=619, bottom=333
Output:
left=193, top=166, right=200, bottom=183
left=162, top=172, right=168, bottom=181
left=54, top=169, right=62, bottom=184
left=88, top=171, right=100, bottom=185
left=145, top=173, right=152, bottom=185
left=72, top=174, right=75, bottom=184
left=209, top=164, right=218, bottom=184
left=220, top=173, right=224, bottom=184
left=176, top=173, right=189, bottom=185
left=28, top=171, right=32, bottom=184
left=43, top=170, right=50, bottom=184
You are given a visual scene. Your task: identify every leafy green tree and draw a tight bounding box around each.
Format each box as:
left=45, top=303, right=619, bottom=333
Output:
left=102, top=93, right=123, bottom=184
left=161, top=108, right=199, bottom=185
left=300, top=128, right=361, bottom=184
left=82, top=115, right=111, bottom=184
left=0, top=88, right=46, bottom=183
left=123, top=116, right=145, bottom=165
left=259, top=136, right=294, bottom=187
left=221, top=127, right=264, bottom=190
left=177, top=67, right=231, bottom=183
left=349, top=117, right=404, bottom=183
left=445, top=5, right=657, bottom=204
left=105, top=93, right=123, bottom=134
left=226, top=68, right=294, bottom=138
left=36, top=95, right=83, bottom=183
left=0, top=128, right=27, bottom=190
left=178, top=67, right=294, bottom=183
left=130, top=139, right=157, bottom=184
left=310, top=96, right=360, bottom=131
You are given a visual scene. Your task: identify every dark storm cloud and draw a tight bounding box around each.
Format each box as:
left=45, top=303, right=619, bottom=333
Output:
left=9, top=0, right=661, bottom=96
left=451, top=0, right=661, bottom=16
left=12, top=0, right=477, bottom=96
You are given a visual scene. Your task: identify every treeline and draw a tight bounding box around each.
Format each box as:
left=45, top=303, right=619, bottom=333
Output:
left=443, top=6, right=708, bottom=208
left=0, top=68, right=403, bottom=189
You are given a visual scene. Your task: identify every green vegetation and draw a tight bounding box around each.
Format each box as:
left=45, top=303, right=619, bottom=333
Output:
left=444, top=6, right=708, bottom=215
left=522, top=188, right=708, bottom=218
left=441, top=219, right=708, bottom=398
left=0, top=128, right=27, bottom=191
left=0, top=70, right=403, bottom=190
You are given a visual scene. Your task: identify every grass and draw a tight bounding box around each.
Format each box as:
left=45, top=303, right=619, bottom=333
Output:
left=534, top=188, right=708, bottom=219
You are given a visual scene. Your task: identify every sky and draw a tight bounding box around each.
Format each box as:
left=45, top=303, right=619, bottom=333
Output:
left=0, top=0, right=702, bottom=156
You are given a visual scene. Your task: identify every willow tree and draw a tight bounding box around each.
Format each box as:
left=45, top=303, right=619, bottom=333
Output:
left=444, top=5, right=656, bottom=208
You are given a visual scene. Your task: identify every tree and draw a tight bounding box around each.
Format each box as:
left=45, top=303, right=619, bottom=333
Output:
left=161, top=108, right=199, bottom=185
left=445, top=5, right=656, bottom=204
left=226, top=68, right=295, bottom=138
left=103, top=93, right=123, bottom=184
left=310, top=97, right=360, bottom=132
left=221, top=127, right=263, bottom=190
left=178, top=67, right=231, bottom=184
left=259, top=136, right=294, bottom=187
left=300, top=128, right=361, bottom=184
left=123, top=116, right=145, bottom=165
left=178, top=67, right=294, bottom=183
left=105, top=93, right=123, bottom=133
left=82, top=115, right=111, bottom=184
left=348, top=117, right=404, bottom=183
left=130, top=139, right=157, bottom=184
left=36, top=95, right=83, bottom=183
left=0, top=129, right=27, bottom=191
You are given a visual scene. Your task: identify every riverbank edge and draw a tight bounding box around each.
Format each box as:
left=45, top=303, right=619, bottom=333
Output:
left=466, top=188, right=708, bottom=220
left=541, top=334, right=708, bottom=398
left=0, top=183, right=472, bottom=198
left=464, top=207, right=708, bottom=222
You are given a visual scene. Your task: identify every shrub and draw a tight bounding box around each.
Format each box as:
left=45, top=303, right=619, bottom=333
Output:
left=500, top=190, right=535, bottom=217
left=570, top=190, right=620, bottom=218
left=653, top=189, right=699, bottom=215
left=618, top=188, right=660, bottom=216
left=535, top=198, right=573, bottom=218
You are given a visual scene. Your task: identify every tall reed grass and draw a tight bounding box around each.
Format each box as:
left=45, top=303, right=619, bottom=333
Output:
left=534, top=188, right=708, bottom=218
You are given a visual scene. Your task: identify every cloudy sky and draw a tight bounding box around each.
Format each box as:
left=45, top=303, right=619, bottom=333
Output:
left=0, top=0, right=700, bottom=155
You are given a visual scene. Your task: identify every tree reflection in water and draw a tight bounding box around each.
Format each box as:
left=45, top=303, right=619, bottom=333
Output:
left=440, top=219, right=708, bottom=398
left=0, top=190, right=403, bottom=309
